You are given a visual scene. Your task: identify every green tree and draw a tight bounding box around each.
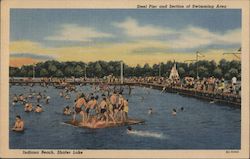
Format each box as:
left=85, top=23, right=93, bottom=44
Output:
left=178, top=67, right=185, bottom=78
left=55, top=70, right=64, bottom=77
left=40, top=68, right=49, bottom=77
left=213, top=67, right=222, bottom=78
left=74, top=65, right=84, bottom=77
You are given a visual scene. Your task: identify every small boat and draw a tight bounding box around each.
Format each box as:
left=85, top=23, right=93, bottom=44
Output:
left=64, top=118, right=144, bottom=129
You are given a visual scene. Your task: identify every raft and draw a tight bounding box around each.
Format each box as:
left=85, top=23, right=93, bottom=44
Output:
left=64, top=118, right=144, bottom=129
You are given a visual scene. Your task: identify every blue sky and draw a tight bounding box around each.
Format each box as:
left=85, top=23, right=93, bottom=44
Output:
left=10, top=9, right=241, bottom=66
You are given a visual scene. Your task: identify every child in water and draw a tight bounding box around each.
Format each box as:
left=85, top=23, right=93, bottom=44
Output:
left=148, top=108, right=153, bottom=114
left=63, top=106, right=71, bottom=115
left=34, top=104, right=43, bottom=113
left=172, top=109, right=177, bottom=116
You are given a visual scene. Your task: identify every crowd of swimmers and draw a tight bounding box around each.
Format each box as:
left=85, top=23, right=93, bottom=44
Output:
left=11, top=83, right=185, bottom=131
left=66, top=90, right=130, bottom=128
left=11, top=89, right=51, bottom=131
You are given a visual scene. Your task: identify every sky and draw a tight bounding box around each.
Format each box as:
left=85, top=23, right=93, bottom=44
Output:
left=10, top=9, right=241, bottom=67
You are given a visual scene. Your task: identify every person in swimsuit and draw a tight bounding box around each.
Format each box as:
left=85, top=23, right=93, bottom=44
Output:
left=34, top=104, right=43, bottom=113
left=12, top=115, right=24, bottom=132
left=110, top=92, right=117, bottom=111
left=99, top=97, right=109, bottom=124
left=172, top=108, right=177, bottom=116
left=24, top=103, right=33, bottom=112
left=36, top=92, right=42, bottom=103
left=46, top=95, right=51, bottom=104
left=63, top=106, right=71, bottom=115
left=87, top=96, right=98, bottom=126
left=106, top=97, right=116, bottom=124
left=12, top=94, right=18, bottom=105
left=122, top=99, right=129, bottom=122
left=117, top=94, right=124, bottom=122
left=148, top=107, right=153, bottom=114
left=74, top=94, right=87, bottom=122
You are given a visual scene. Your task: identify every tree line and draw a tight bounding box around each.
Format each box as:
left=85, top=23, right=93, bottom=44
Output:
left=9, top=59, right=241, bottom=80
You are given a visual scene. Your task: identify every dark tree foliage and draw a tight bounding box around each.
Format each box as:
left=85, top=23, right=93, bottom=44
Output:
left=9, top=59, right=241, bottom=80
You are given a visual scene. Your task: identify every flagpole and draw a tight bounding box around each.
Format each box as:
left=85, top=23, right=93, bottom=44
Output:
left=196, top=51, right=199, bottom=79
left=159, top=63, right=161, bottom=77
left=120, top=61, right=123, bottom=84
left=33, top=63, right=35, bottom=80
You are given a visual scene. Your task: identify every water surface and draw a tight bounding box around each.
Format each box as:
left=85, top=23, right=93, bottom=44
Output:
left=9, top=85, right=241, bottom=149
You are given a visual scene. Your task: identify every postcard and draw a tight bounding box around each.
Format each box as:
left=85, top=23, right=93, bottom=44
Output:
left=0, top=0, right=249, bottom=158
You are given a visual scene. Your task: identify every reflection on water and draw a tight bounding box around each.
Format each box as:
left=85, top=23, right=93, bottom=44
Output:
left=9, top=85, right=240, bottom=149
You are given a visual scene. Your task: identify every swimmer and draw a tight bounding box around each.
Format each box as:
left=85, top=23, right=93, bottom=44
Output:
left=36, top=92, right=42, bottom=103
left=12, top=95, right=18, bottom=105
left=141, top=96, right=144, bottom=101
left=172, top=109, right=177, bottom=116
left=28, top=94, right=33, bottom=99
left=46, top=95, right=51, bottom=104
left=12, top=115, right=24, bottom=132
left=148, top=108, right=153, bottom=114
left=127, top=126, right=132, bottom=133
left=65, top=94, right=70, bottom=100
left=34, top=104, right=43, bottom=113
left=63, top=106, right=71, bottom=115
left=180, top=107, right=184, bottom=111
left=24, top=103, right=33, bottom=112
left=59, top=91, right=64, bottom=97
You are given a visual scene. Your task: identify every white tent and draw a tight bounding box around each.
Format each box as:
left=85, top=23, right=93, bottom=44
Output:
left=169, top=63, right=179, bottom=80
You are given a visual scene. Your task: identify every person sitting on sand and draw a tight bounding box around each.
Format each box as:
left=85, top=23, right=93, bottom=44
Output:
left=63, top=106, right=71, bottom=115
left=172, top=108, right=177, bottom=116
left=12, top=115, right=24, bottom=132
left=34, top=104, right=43, bottom=113
left=24, top=103, right=33, bottom=112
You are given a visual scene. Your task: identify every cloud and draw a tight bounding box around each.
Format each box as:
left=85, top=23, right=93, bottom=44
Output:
left=112, top=17, right=240, bottom=50
left=113, top=17, right=173, bottom=37
left=168, top=26, right=241, bottom=49
left=45, top=24, right=113, bottom=42
left=10, top=53, right=55, bottom=60
left=10, top=39, right=240, bottom=67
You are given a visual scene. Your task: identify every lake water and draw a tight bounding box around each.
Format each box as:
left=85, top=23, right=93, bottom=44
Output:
left=9, top=85, right=240, bottom=149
